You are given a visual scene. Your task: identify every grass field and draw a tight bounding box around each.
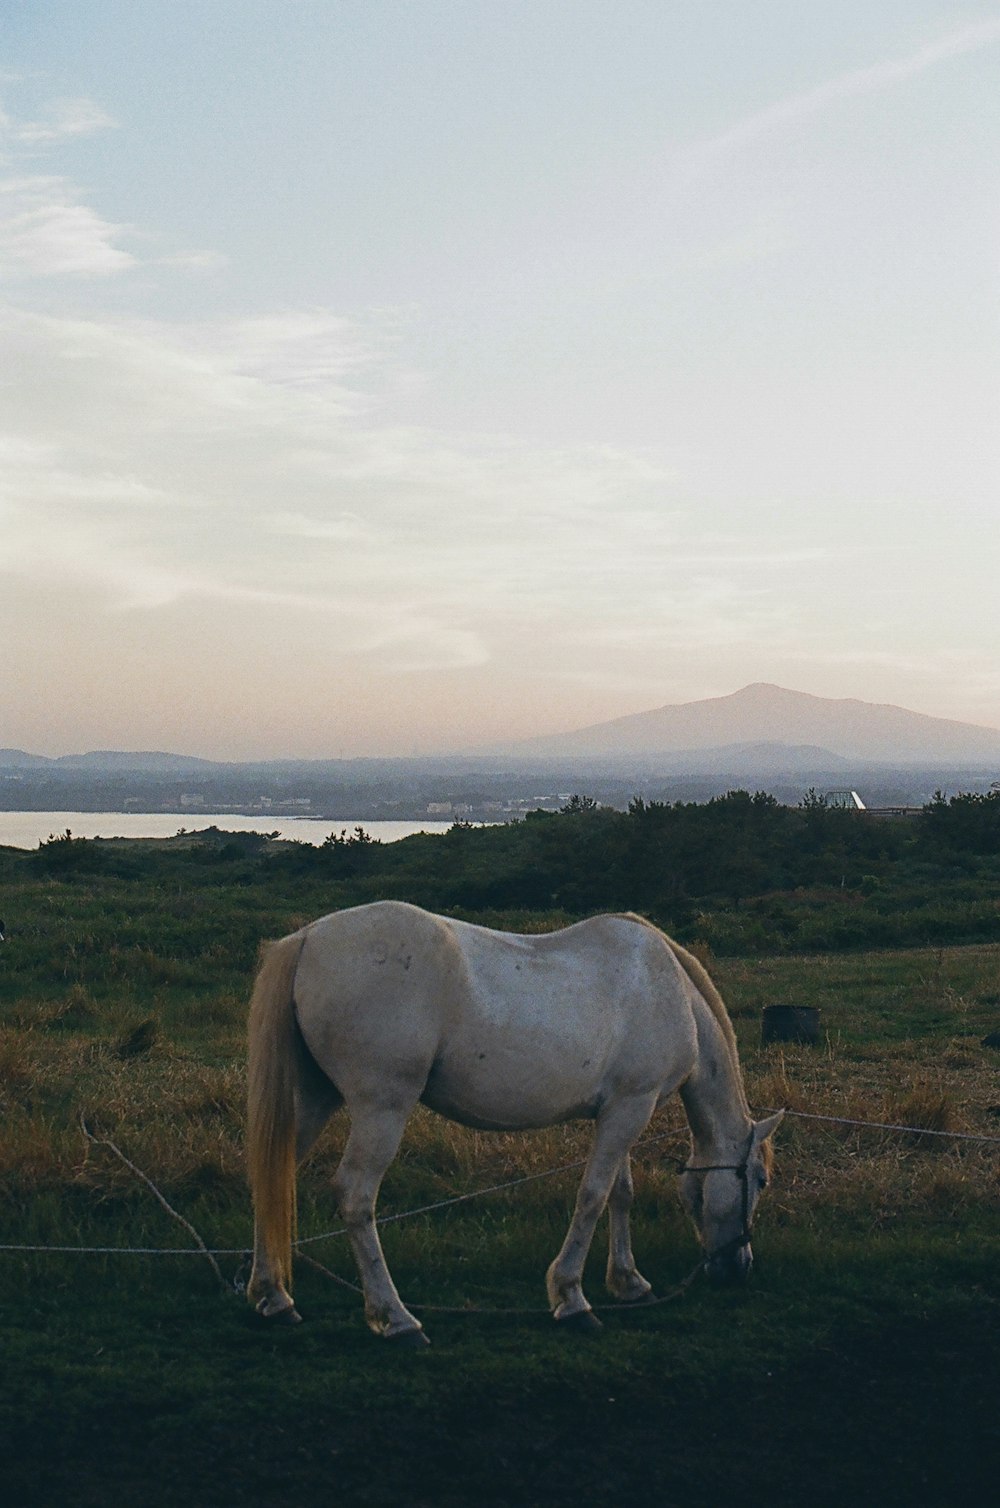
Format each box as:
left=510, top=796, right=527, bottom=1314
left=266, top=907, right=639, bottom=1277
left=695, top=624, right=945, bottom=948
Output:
left=2, top=851, right=999, bottom=1505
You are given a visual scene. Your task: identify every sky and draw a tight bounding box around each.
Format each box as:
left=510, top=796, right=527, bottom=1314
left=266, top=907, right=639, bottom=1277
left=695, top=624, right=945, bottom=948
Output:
left=2, top=1, right=999, bottom=759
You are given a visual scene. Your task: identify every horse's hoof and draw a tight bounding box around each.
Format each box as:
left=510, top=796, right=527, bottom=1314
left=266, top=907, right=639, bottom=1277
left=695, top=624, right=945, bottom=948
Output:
left=385, top=1327, right=430, bottom=1348
left=256, top=1301, right=302, bottom=1325
left=555, top=1309, right=603, bottom=1335
left=271, top=1305, right=303, bottom=1326
left=608, top=1280, right=657, bottom=1304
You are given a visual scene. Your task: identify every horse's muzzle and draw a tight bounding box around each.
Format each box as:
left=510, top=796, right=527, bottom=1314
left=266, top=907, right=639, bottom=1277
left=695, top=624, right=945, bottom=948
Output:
left=707, top=1242, right=753, bottom=1285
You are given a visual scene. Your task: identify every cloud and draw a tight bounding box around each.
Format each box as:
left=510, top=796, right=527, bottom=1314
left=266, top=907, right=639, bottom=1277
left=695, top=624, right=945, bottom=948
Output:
left=0, top=93, right=216, bottom=280
left=679, top=18, right=1000, bottom=170
left=0, top=91, right=132, bottom=277
left=0, top=175, right=135, bottom=276
left=0, top=303, right=700, bottom=679
left=198, top=311, right=386, bottom=388
left=12, top=96, right=119, bottom=145
left=10, top=304, right=889, bottom=705
left=525, top=22, right=1000, bottom=300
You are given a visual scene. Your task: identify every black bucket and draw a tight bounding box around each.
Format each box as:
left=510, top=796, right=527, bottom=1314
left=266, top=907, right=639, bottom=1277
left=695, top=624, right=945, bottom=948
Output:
left=761, top=1005, right=821, bottom=1046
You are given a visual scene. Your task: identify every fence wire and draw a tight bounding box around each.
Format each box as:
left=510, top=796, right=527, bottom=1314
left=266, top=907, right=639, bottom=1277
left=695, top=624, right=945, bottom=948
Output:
left=1, top=1107, right=997, bottom=1263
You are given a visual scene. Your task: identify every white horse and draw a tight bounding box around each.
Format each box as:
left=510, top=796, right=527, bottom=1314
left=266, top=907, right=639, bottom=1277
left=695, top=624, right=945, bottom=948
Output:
left=246, top=901, right=782, bottom=1341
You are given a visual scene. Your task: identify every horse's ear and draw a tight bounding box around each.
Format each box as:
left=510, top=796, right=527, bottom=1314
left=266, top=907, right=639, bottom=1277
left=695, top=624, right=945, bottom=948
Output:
left=752, top=1109, right=785, bottom=1145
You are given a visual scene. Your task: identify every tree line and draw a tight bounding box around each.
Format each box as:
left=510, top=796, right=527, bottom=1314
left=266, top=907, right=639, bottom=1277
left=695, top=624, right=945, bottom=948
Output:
left=21, top=787, right=1000, bottom=955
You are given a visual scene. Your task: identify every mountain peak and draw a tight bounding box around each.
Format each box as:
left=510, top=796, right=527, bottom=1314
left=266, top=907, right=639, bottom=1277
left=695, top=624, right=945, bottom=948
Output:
left=505, top=684, right=1000, bottom=764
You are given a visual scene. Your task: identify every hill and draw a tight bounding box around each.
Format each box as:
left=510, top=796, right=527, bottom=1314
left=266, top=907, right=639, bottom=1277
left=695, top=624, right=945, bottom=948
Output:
left=0, top=748, right=52, bottom=767
left=503, top=683, right=1000, bottom=765
left=53, top=750, right=222, bottom=772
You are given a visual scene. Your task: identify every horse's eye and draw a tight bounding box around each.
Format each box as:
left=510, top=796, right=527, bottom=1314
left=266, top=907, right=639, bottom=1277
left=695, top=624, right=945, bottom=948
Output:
left=757, top=1172, right=769, bottom=1190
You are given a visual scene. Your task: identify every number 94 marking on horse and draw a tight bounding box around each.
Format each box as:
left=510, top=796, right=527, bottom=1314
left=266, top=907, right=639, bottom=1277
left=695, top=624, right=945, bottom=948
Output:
left=246, top=901, right=783, bottom=1343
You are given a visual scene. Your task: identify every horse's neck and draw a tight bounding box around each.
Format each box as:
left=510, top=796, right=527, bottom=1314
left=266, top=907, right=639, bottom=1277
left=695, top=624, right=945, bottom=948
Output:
left=679, top=992, right=751, bottom=1158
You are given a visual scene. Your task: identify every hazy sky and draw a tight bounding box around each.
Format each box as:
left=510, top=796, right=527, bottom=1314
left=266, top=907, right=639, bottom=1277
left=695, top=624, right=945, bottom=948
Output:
left=2, top=1, right=999, bottom=757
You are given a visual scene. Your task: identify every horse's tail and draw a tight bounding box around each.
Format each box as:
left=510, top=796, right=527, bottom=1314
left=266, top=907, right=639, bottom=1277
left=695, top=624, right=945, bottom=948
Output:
left=246, top=929, right=308, bottom=1298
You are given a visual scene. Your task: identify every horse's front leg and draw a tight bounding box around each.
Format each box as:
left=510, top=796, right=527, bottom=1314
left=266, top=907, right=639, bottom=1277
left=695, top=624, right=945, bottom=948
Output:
left=332, top=1102, right=428, bottom=1344
left=546, top=1094, right=657, bottom=1329
left=605, top=1152, right=654, bottom=1303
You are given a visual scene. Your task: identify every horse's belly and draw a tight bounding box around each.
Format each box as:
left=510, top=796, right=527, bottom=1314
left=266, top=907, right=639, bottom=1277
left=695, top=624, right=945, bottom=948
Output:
left=419, top=1043, right=604, bottom=1131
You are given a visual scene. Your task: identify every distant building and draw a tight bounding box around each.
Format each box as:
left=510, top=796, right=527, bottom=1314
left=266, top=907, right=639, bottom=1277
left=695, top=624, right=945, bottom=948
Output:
left=827, top=788, right=924, bottom=820
left=825, top=789, right=866, bottom=810
left=864, top=805, right=922, bottom=820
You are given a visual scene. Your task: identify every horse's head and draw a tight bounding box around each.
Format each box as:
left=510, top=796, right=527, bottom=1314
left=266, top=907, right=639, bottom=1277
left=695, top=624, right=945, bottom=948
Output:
left=679, top=1110, right=784, bottom=1285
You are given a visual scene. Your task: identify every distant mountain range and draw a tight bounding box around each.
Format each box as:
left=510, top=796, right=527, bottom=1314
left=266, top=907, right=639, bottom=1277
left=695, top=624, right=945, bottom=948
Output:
left=4, top=685, right=1000, bottom=777
left=498, top=683, right=1000, bottom=767
left=0, top=749, right=219, bottom=772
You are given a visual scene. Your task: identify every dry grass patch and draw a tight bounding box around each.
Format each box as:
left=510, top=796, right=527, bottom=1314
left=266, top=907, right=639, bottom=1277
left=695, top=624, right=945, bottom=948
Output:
left=176, top=1065, right=244, bottom=1124
left=886, top=1079, right=957, bottom=1140
left=3, top=935, right=999, bottom=1276
left=46, top=982, right=98, bottom=1029
left=0, top=1027, right=33, bottom=1095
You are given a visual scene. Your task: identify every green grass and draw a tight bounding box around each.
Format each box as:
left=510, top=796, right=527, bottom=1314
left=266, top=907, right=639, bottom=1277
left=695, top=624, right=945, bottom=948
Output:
left=3, top=1230, right=996, bottom=1507
left=1, top=848, right=999, bottom=1505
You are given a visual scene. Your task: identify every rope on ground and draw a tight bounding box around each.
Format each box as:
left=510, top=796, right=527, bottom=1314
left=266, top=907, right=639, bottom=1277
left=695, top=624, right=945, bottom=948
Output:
left=296, top=1124, right=685, bottom=1248
left=0, top=1127, right=685, bottom=1258
left=778, top=1109, right=1000, bottom=1143
left=296, top=1156, right=588, bottom=1247
left=296, top=1249, right=363, bottom=1296
left=300, top=1244, right=706, bottom=1316
left=77, top=1114, right=227, bottom=1288
left=0, top=1242, right=244, bottom=1256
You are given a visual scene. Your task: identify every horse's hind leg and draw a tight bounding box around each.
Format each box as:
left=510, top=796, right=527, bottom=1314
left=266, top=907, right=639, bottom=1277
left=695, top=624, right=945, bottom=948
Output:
left=546, top=1094, right=657, bottom=1326
left=295, top=1053, right=343, bottom=1162
left=332, top=1100, right=426, bottom=1343
left=605, top=1152, right=654, bottom=1303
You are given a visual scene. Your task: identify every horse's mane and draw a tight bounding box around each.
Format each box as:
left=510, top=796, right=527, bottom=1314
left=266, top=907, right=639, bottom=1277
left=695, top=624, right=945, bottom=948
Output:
left=618, top=913, right=749, bottom=1114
